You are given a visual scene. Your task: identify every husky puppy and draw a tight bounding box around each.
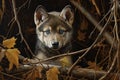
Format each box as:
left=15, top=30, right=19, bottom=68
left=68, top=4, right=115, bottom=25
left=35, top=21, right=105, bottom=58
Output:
left=34, top=5, right=74, bottom=65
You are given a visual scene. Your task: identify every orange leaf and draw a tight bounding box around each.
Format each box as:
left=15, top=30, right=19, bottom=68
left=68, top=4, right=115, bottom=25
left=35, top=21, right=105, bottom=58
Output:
left=46, top=67, right=60, bottom=80
left=87, top=61, right=102, bottom=70
left=34, top=66, right=43, bottom=79
left=3, top=37, right=16, bottom=48
left=5, top=48, right=20, bottom=70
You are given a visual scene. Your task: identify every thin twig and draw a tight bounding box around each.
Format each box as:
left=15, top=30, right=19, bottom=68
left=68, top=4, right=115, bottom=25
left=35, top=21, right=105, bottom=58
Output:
left=7, top=18, right=15, bottom=37
left=0, top=71, right=24, bottom=80
left=12, top=0, right=24, bottom=41
left=99, top=50, right=117, bottom=80
left=11, top=0, right=35, bottom=57
left=113, top=0, right=120, bottom=76
left=0, top=0, right=5, bottom=23
left=71, top=0, right=116, bottom=48
left=27, top=48, right=88, bottom=64
left=68, top=0, right=113, bottom=75
left=89, top=9, right=111, bottom=38
left=7, top=0, right=29, bottom=37
left=17, top=0, right=29, bottom=12
left=99, top=0, right=120, bottom=79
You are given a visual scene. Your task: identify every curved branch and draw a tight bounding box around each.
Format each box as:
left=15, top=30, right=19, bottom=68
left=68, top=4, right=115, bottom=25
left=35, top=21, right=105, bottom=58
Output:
left=71, top=0, right=117, bottom=48
left=11, top=0, right=35, bottom=57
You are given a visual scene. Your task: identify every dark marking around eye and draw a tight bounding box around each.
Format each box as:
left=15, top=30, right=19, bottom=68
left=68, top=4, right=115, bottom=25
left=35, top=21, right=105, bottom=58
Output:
left=44, top=30, right=50, bottom=35
left=59, top=29, right=66, bottom=34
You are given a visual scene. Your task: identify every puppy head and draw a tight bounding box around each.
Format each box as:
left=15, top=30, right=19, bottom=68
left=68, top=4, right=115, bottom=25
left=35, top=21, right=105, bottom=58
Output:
left=34, top=5, right=74, bottom=50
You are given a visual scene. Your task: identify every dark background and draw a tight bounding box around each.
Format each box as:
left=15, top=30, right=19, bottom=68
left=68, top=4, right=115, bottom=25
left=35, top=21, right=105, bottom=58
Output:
left=0, top=0, right=111, bottom=67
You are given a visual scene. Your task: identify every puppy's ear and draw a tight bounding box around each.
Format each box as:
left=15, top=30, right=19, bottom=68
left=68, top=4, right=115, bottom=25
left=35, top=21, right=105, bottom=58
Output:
left=34, top=5, right=48, bottom=25
left=60, top=5, right=74, bottom=25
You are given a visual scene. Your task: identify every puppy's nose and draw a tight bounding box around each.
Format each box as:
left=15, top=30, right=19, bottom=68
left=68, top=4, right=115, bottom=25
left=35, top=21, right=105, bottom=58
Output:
left=52, top=42, right=59, bottom=49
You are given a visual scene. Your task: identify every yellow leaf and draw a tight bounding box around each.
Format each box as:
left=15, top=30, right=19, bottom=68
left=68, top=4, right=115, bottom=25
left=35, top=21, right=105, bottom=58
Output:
left=59, top=56, right=72, bottom=67
left=3, top=37, right=16, bottom=48
left=5, top=48, right=20, bottom=70
left=46, top=67, right=60, bottom=80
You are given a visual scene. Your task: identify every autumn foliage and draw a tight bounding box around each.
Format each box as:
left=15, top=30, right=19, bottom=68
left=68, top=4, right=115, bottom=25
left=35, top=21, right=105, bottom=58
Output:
left=0, top=37, right=20, bottom=70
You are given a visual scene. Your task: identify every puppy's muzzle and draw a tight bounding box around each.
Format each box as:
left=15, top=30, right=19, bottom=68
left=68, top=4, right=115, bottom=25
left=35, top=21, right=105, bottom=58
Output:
left=52, top=42, right=59, bottom=49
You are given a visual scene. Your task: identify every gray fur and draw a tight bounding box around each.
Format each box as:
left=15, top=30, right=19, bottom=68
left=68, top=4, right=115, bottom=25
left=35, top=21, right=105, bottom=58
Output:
left=34, top=5, right=74, bottom=65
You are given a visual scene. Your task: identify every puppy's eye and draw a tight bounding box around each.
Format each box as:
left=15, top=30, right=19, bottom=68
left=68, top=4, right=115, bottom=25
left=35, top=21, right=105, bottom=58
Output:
left=44, top=30, right=50, bottom=35
left=59, top=29, right=65, bottom=34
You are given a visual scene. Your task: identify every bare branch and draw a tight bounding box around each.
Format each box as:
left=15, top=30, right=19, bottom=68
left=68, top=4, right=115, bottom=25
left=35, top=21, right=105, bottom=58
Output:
left=0, top=71, right=24, bottom=80
left=71, top=0, right=117, bottom=48
left=67, top=0, right=118, bottom=76
left=11, top=0, right=35, bottom=57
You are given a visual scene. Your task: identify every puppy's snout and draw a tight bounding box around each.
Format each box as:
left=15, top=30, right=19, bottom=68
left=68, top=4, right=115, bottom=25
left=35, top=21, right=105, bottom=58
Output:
left=52, top=42, right=59, bottom=49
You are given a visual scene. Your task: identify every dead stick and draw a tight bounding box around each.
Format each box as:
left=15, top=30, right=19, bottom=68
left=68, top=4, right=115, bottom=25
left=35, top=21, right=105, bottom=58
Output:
left=11, top=0, right=35, bottom=57
left=71, top=0, right=116, bottom=48
left=67, top=0, right=115, bottom=76
left=21, top=48, right=88, bottom=64
left=0, top=71, right=24, bottom=80
left=12, top=64, right=120, bottom=79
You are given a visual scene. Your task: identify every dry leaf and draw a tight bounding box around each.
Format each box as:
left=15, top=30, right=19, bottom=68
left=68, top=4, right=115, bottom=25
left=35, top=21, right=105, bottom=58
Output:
left=0, top=48, right=5, bottom=62
left=91, top=0, right=101, bottom=15
left=59, top=56, right=71, bottom=67
left=34, top=66, right=43, bottom=78
left=77, top=31, right=86, bottom=41
left=3, top=37, right=16, bottom=48
left=87, top=61, right=102, bottom=70
left=24, top=71, right=33, bottom=80
left=5, top=48, right=20, bottom=70
left=24, top=67, right=43, bottom=80
left=80, top=18, right=88, bottom=30
left=46, top=67, right=60, bottom=80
